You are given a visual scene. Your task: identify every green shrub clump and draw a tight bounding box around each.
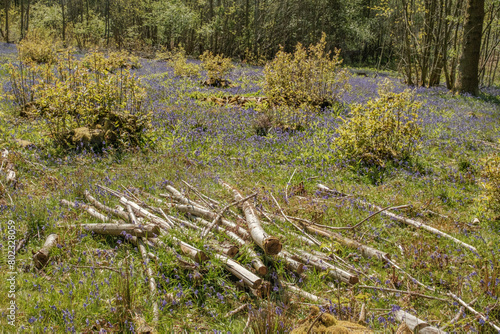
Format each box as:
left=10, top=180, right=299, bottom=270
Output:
left=335, top=82, right=422, bottom=167
left=264, top=33, right=350, bottom=109
left=18, top=34, right=57, bottom=64
left=8, top=50, right=149, bottom=149
left=82, top=50, right=141, bottom=73
left=200, top=51, right=233, bottom=86
left=171, top=48, right=200, bottom=77
left=481, top=153, right=500, bottom=216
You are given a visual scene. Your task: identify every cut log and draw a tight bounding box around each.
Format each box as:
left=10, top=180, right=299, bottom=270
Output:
left=394, top=310, right=446, bottom=333
left=163, top=185, right=206, bottom=209
left=170, top=237, right=209, bottom=263
left=137, top=238, right=159, bottom=325
left=33, top=234, right=59, bottom=269
left=174, top=204, right=250, bottom=239
left=63, top=223, right=160, bottom=238
left=194, top=217, right=267, bottom=275
left=284, top=283, right=324, bottom=303
left=214, top=253, right=262, bottom=289
left=317, top=184, right=477, bottom=253
left=60, top=199, right=123, bottom=224
left=119, top=197, right=173, bottom=230
left=277, top=251, right=305, bottom=274
left=300, top=223, right=388, bottom=260
left=221, top=181, right=282, bottom=255
left=84, top=190, right=130, bottom=221
left=292, top=250, right=359, bottom=285
left=212, top=243, right=239, bottom=258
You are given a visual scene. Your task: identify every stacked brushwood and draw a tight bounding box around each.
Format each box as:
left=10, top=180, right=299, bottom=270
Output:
left=30, top=180, right=500, bottom=333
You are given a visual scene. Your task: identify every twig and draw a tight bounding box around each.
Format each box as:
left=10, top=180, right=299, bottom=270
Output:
left=224, top=303, right=249, bottom=318
left=0, top=180, right=14, bottom=205
left=318, top=184, right=478, bottom=253
left=327, top=205, right=411, bottom=230
left=200, top=192, right=257, bottom=238
left=128, top=204, right=159, bottom=326
left=71, top=265, right=122, bottom=274
left=285, top=168, right=297, bottom=200
left=447, top=292, right=500, bottom=332
left=358, top=285, right=448, bottom=302
left=243, top=311, right=251, bottom=333
left=269, top=193, right=321, bottom=247
left=441, top=306, right=465, bottom=330
left=307, top=311, right=325, bottom=334
left=385, top=257, right=435, bottom=292
left=181, top=180, right=220, bottom=209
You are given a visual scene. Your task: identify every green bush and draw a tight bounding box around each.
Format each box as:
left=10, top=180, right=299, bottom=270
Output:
left=200, top=51, right=233, bottom=85
left=335, top=81, right=422, bottom=167
left=481, top=153, right=500, bottom=215
left=17, top=33, right=58, bottom=64
left=171, top=48, right=200, bottom=77
left=8, top=50, right=149, bottom=149
left=264, top=33, right=350, bottom=109
left=82, top=50, right=141, bottom=73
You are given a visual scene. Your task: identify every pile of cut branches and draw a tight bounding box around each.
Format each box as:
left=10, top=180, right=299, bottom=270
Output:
left=31, top=180, right=500, bottom=333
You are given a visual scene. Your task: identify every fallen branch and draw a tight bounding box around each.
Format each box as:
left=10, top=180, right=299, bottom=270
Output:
left=358, top=285, right=448, bottom=302
left=284, top=283, right=324, bottom=303
left=292, top=250, right=359, bottom=285
left=84, top=190, right=130, bottom=221
left=317, top=184, right=477, bottom=253
left=193, top=217, right=267, bottom=275
left=447, top=292, right=500, bottom=332
left=224, top=303, right=249, bottom=318
left=60, top=199, right=123, bottom=224
left=33, top=234, right=59, bottom=269
left=63, top=223, right=160, bottom=238
left=119, top=197, right=174, bottom=230
left=268, top=193, right=321, bottom=247
left=221, top=181, right=282, bottom=255
left=327, top=204, right=411, bottom=230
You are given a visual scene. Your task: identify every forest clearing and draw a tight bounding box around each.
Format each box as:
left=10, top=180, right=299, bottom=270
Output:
left=0, top=0, right=500, bottom=332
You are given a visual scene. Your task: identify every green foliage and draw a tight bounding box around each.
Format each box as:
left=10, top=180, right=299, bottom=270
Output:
left=8, top=50, right=149, bottom=149
left=264, top=33, right=350, bottom=109
left=200, top=51, right=234, bottom=82
left=17, top=33, right=58, bottom=64
left=335, top=81, right=422, bottom=167
left=82, top=50, right=141, bottom=73
left=171, top=48, right=200, bottom=77
left=480, top=152, right=500, bottom=216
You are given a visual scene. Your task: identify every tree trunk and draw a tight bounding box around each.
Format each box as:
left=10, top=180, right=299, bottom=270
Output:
left=5, top=0, right=9, bottom=43
left=456, top=0, right=485, bottom=95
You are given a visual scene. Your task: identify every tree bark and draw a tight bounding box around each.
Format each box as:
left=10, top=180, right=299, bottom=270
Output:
left=456, top=0, right=485, bottom=95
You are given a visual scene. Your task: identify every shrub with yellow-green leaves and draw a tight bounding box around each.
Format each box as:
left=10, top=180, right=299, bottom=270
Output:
left=17, top=34, right=58, bottom=64
left=264, top=33, right=350, bottom=109
left=335, top=82, right=422, bottom=167
left=171, top=48, right=200, bottom=77
left=481, top=153, right=500, bottom=216
left=82, top=50, right=141, bottom=73
left=8, top=50, right=149, bottom=149
left=200, top=51, right=233, bottom=86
